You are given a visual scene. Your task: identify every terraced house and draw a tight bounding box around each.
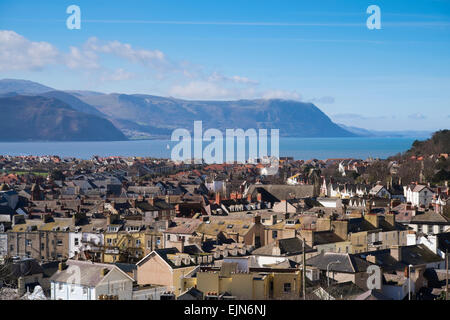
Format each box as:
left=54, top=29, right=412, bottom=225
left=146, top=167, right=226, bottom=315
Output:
left=103, top=214, right=147, bottom=264
left=7, top=214, right=72, bottom=262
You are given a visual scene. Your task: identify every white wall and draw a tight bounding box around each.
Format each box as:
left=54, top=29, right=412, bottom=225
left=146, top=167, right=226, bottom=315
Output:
left=51, top=281, right=95, bottom=300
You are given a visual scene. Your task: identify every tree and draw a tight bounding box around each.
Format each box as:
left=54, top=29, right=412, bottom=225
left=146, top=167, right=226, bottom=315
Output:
left=49, top=169, right=65, bottom=181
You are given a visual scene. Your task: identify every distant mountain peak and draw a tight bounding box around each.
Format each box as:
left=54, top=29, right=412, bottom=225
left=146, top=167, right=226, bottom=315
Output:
left=0, top=79, right=55, bottom=95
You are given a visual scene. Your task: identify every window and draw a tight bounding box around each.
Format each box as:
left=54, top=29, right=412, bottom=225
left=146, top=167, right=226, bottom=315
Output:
left=57, top=240, right=63, bottom=246
left=283, top=283, right=291, bottom=293
left=74, top=238, right=79, bottom=246
left=156, top=238, right=161, bottom=245
left=107, top=238, right=112, bottom=245
left=41, top=243, right=45, bottom=250
left=272, top=230, right=278, bottom=239
left=83, top=287, right=88, bottom=295
left=58, top=283, right=63, bottom=290
left=25, top=239, right=32, bottom=246
left=136, top=239, right=141, bottom=246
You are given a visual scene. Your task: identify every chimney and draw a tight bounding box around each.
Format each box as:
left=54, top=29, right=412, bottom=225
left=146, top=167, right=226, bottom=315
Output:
left=391, top=245, right=403, bottom=261
left=148, top=196, right=154, bottom=206
left=331, top=220, right=349, bottom=240
left=253, top=215, right=261, bottom=224
left=165, top=195, right=170, bottom=204
left=173, top=237, right=185, bottom=253
left=316, top=217, right=331, bottom=231
left=247, top=194, right=252, bottom=202
left=300, top=230, right=314, bottom=247
left=107, top=214, right=112, bottom=226
left=364, top=212, right=379, bottom=228
left=385, top=212, right=395, bottom=226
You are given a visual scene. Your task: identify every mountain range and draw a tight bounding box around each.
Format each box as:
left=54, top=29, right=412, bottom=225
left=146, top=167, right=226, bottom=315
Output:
left=0, top=78, right=428, bottom=142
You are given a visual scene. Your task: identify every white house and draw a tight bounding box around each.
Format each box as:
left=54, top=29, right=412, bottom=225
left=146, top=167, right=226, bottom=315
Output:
left=68, top=219, right=107, bottom=260
left=369, top=185, right=391, bottom=199
left=205, top=180, right=226, bottom=194
left=407, top=232, right=450, bottom=259
left=403, top=185, right=435, bottom=207
left=50, top=260, right=134, bottom=300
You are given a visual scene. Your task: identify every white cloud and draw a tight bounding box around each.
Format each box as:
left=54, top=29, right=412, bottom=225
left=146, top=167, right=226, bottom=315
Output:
left=0, top=30, right=59, bottom=71
left=261, top=89, right=301, bottom=100
left=408, top=113, right=427, bottom=120
left=0, top=30, right=302, bottom=101
left=84, top=37, right=169, bottom=70
left=100, top=68, right=135, bottom=82
left=208, top=71, right=259, bottom=85
left=65, top=46, right=100, bottom=70
left=169, top=81, right=251, bottom=100
left=307, top=96, right=335, bottom=104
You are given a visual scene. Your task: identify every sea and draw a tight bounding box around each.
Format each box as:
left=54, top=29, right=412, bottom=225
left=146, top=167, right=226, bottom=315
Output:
left=0, top=137, right=418, bottom=160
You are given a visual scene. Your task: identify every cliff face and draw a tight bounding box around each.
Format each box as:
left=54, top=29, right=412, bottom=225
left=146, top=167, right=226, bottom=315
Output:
left=0, top=95, right=127, bottom=141
left=79, top=94, right=356, bottom=138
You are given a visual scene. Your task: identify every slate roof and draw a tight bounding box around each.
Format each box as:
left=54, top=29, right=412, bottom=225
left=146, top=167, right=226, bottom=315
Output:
left=10, top=258, right=44, bottom=278
left=322, top=281, right=366, bottom=300
left=246, top=184, right=316, bottom=202
left=355, top=244, right=443, bottom=271
left=164, top=219, right=201, bottom=235
left=436, top=232, right=450, bottom=252
left=196, top=217, right=255, bottom=237
left=411, top=210, right=450, bottom=224
left=114, top=263, right=137, bottom=274
left=306, top=252, right=372, bottom=273
left=252, top=237, right=313, bottom=256
left=137, top=248, right=198, bottom=269
left=354, top=289, right=392, bottom=300
left=313, top=231, right=345, bottom=245
left=178, top=287, right=204, bottom=300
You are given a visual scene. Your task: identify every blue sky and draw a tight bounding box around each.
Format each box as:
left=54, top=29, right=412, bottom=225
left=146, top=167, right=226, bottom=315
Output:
left=0, top=0, right=449, bottom=131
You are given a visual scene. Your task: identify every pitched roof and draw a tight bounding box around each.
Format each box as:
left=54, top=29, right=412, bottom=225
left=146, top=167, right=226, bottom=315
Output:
left=50, top=260, right=133, bottom=287
left=252, top=237, right=313, bottom=256
left=306, top=252, right=371, bottom=273
left=246, top=184, right=316, bottom=202
left=354, top=289, right=392, bottom=300
left=436, top=232, right=450, bottom=252
left=411, top=210, right=450, bottom=224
